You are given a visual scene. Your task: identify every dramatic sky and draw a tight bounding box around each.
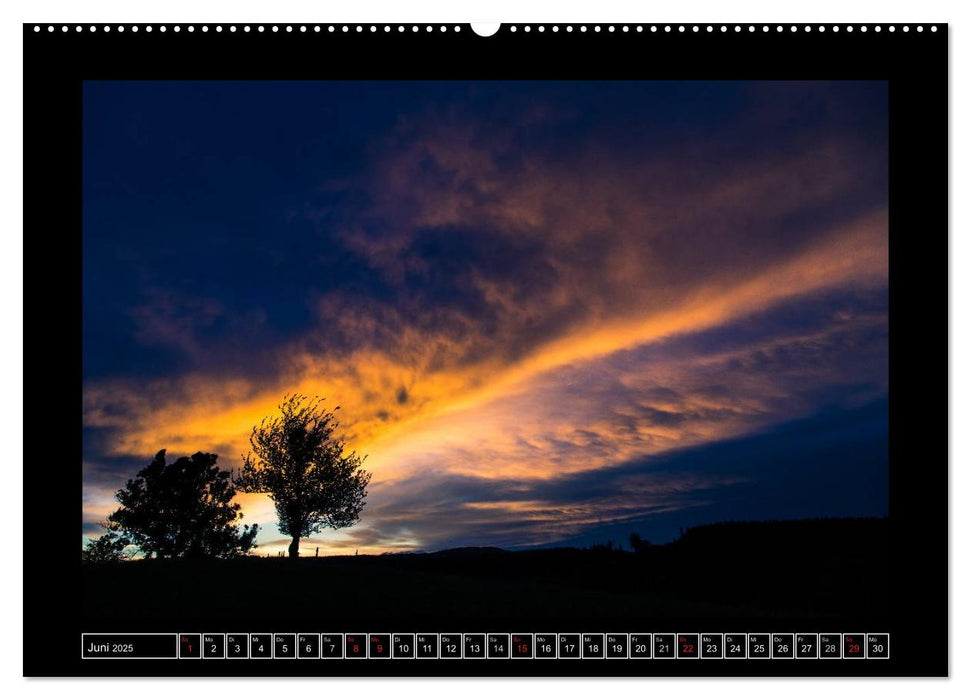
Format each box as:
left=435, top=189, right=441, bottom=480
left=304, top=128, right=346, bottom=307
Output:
left=82, top=81, right=889, bottom=555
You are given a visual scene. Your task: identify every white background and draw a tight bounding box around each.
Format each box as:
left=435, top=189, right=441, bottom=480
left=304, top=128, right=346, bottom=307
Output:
left=1, top=0, right=964, bottom=698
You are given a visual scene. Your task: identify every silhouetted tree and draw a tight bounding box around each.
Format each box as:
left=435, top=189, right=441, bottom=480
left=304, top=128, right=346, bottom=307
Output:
left=236, top=394, right=371, bottom=557
left=108, top=450, right=259, bottom=559
left=629, top=532, right=652, bottom=553
left=81, top=523, right=131, bottom=562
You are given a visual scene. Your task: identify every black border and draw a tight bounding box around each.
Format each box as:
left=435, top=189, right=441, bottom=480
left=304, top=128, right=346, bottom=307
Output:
left=23, top=22, right=947, bottom=677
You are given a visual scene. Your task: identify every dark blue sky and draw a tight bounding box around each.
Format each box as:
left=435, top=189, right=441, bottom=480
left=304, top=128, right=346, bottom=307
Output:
left=83, top=81, right=888, bottom=553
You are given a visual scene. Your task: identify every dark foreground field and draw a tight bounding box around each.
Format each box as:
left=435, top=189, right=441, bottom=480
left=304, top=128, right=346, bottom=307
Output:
left=82, top=518, right=889, bottom=621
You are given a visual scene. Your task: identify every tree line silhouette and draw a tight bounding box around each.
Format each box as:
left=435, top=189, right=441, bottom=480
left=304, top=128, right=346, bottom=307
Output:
left=83, top=395, right=371, bottom=562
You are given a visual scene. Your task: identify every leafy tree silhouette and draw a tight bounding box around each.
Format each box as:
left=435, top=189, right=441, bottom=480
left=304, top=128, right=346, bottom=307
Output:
left=236, top=394, right=371, bottom=557
left=107, top=450, right=259, bottom=559
left=81, top=523, right=131, bottom=562
left=629, top=532, right=652, bottom=553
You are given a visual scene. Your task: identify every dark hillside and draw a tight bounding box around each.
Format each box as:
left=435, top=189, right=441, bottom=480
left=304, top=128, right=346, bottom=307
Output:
left=82, top=517, right=888, bottom=621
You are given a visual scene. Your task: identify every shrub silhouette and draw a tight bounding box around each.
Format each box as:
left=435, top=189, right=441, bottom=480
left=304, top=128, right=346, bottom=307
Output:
left=106, top=450, right=259, bottom=559
left=81, top=524, right=131, bottom=562
left=236, top=394, right=371, bottom=557
left=629, top=532, right=652, bottom=553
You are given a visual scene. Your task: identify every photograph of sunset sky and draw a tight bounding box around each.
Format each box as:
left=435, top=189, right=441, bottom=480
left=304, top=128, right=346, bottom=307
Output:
left=81, top=81, right=889, bottom=619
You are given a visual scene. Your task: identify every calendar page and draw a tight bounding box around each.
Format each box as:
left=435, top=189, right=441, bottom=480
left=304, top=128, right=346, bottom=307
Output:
left=23, top=20, right=946, bottom=678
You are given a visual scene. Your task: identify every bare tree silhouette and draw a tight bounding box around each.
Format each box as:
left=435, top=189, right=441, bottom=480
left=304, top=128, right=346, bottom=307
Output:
left=236, top=394, right=371, bottom=557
